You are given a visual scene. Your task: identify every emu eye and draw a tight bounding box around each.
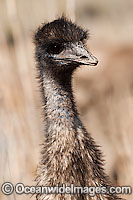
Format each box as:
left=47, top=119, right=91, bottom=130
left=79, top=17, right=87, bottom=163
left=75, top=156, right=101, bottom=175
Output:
left=47, top=43, right=64, bottom=54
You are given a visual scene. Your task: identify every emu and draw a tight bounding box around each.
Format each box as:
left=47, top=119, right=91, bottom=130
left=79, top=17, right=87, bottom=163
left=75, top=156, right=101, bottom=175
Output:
left=34, top=17, right=121, bottom=200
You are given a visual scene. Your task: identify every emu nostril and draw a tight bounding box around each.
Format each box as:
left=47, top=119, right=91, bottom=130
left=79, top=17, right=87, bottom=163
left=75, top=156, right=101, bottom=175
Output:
left=80, top=55, right=87, bottom=59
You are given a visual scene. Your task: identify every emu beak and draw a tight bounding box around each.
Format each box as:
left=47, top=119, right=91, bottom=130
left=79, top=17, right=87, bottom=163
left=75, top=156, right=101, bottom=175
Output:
left=71, top=44, right=98, bottom=66
left=55, top=43, right=98, bottom=66
left=74, top=50, right=98, bottom=66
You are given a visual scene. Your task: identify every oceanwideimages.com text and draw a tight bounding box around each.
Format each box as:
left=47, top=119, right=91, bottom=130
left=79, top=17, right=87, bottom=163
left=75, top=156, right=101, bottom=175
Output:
left=1, top=182, right=132, bottom=196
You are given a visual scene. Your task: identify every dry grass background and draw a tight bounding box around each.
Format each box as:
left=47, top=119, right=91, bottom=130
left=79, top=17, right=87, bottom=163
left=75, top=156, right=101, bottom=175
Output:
left=0, top=0, right=133, bottom=199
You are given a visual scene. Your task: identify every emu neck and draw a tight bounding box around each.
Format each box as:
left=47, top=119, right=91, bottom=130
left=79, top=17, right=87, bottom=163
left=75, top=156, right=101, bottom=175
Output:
left=42, top=70, right=77, bottom=139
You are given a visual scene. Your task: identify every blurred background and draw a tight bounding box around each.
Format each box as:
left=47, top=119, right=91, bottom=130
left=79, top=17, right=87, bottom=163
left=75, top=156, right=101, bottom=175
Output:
left=0, top=0, right=133, bottom=199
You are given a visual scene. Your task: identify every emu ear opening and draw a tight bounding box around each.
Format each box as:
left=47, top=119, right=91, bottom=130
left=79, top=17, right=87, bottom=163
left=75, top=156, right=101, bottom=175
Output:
left=54, top=43, right=98, bottom=67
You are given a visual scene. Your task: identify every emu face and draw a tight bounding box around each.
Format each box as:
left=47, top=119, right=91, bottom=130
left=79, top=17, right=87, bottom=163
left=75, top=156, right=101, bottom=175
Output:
left=45, top=41, right=98, bottom=67
left=35, top=17, right=98, bottom=70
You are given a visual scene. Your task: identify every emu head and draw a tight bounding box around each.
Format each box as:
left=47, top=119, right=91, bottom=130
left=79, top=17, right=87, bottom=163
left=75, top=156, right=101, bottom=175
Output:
left=34, top=17, right=98, bottom=73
